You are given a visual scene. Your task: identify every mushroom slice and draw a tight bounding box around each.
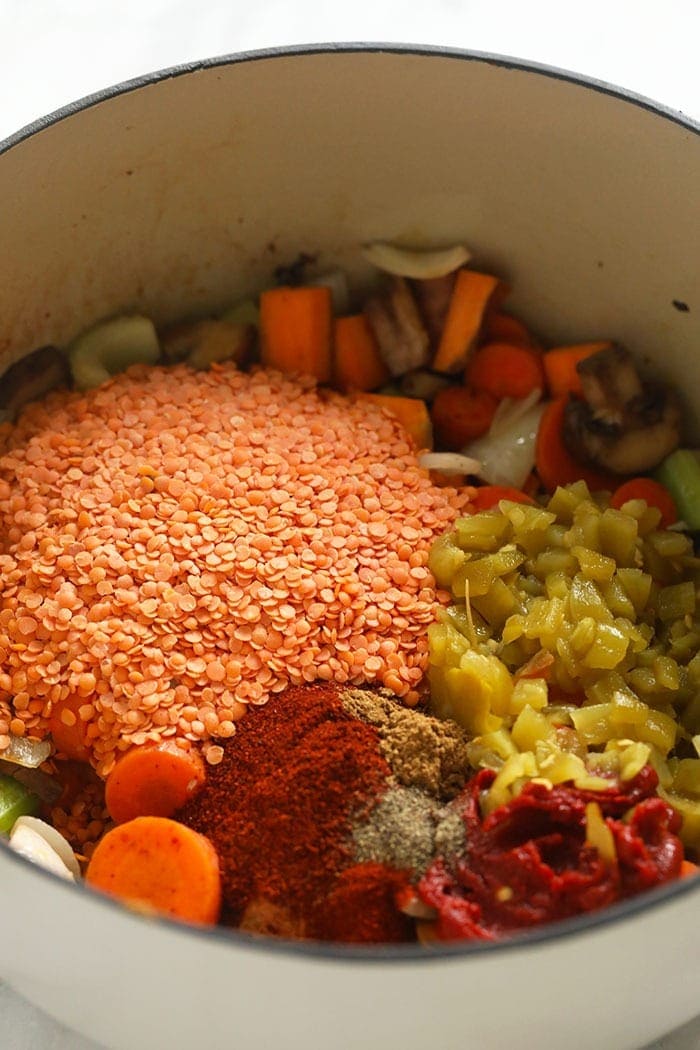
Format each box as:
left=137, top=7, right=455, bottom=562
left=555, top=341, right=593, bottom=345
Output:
left=161, top=319, right=254, bottom=369
left=563, top=345, right=681, bottom=475
left=576, top=345, right=644, bottom=425
left=410, top=273, right=457, bottom=349
left=364, top=278, right=430, bottom=377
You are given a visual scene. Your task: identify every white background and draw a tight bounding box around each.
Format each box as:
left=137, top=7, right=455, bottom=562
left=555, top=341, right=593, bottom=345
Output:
left=1, top=1, right=699, bottom=1047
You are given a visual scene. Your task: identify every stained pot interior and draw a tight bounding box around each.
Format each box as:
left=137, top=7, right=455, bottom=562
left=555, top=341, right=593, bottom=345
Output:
left=1, top=48, right=698, bottom=426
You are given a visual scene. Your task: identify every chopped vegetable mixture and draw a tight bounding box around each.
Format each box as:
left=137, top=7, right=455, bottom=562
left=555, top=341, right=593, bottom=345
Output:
left=0, top=241, right=699, bottom=944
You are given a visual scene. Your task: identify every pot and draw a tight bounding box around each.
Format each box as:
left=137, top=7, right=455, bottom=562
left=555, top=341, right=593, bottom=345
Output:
left=0, top=44, right=698, bottom=1050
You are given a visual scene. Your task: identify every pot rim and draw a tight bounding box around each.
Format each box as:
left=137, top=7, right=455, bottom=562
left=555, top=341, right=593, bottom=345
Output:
left=1, top=40, right=699, bottom=966
left=0, top=41, right=698, bottom=159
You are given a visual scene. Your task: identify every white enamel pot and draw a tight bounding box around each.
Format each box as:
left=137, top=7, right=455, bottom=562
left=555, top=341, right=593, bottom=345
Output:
left=0, top=45, right=699, bottom=1050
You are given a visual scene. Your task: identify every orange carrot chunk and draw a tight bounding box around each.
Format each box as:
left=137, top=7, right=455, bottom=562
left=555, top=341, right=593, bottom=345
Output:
left=432, top=270, right=502, bottom=374
left=431, top=386, right=498, bottom=451
left=542, top=341, right=613, bottom=398
left=468, top=342, right=545, bottom=401
left=86, top=816, right=221, bottom=925
left=482, top=310, right=537, bottom=348
left=610, top=477, right=678, bottom=529
left=468, top=485, right=535, bottom=512
left=260, top=285, right=332, bottom=382
left=105, top=743, right=207, bottom=825
left=360, top=394, right=433, bottom=449
left=680, top=860, right=699, bottom=879
left=49, top=694, right=91, bottom=762
left=535, top=397, right=618, bottom=494
left=333, top=314, right=390, bottom=392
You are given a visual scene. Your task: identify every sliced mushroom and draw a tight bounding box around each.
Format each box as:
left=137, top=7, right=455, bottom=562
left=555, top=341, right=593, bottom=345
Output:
left=160, top=319, right=254, bottom=369
left=399, top=369, right=453, bottom=403
left=0, top=346, right=69, bottom=422
left=410, top=273, right=457, bottom=349
left=563, top=346, right=681, bottom=475
left=363, top=277, right=430, bottom=377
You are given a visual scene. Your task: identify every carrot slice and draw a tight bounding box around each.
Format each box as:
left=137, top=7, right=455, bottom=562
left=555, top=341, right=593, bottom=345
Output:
left=468, top=342, right=545, bottom=401
left=333, top=314, right=390, bottom=392
left=610, top=478, right=678, bottom=529
left=542, top=342, right=612, bottom=398
left=482, top=311, right=537, bottom=348
left=535, top=397, right=618, bottom=494
left=49, top=694, right=90, bottom=761
left=468, top=485, right=535, bottom=511
left=680, top=860, right=699, bottom=878
left=260, top=285, right=332, bottom=382
left=432, top=270, right=502, bottom=374
left=360, top=394, right=433, bottom=449
left=86, top=816, right=221, bottom=925
left=105, top=743, right=206, bottom=824
left=431, top=386, right=498, bottom=450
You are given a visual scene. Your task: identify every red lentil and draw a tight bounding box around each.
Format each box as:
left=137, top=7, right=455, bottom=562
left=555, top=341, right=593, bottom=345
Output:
left=0, top=364, right=468, bottom=775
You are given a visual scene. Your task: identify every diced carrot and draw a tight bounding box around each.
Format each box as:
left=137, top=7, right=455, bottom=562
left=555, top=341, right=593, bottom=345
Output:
left=482, top=310, right=537, bottom=348
left=333, top=314, right=390, bottom=392
left=468, top=485, right=535, bottom=511
left=514, top=649, right=556, bottom=682
left=105, top=742, right=206, bottom=824
left=49, top=694, right=90, bottom=762
left=535, top=397, right=618, bottom=494
left=680, top=860, right=699, bottom=878
left=360, top=394, right=433, bottom=449
left=467, top=342, right=545, bottom=401
left=542, top=342, right=613, bottom=398
left=86, top=815, right=221, bottom=925
left=610, top=477, right=678, bottom=529
left=259, top=285, right=332, bottom=382
left=430, top=471, right=467, bottom=488
left=430, top=386, right=498, bottom=451
left=432, top=270, right=502, bottom=374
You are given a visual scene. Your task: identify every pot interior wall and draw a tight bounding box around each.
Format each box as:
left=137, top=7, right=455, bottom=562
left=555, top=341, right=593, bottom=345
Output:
left=1, top=49, right=698, bottom=424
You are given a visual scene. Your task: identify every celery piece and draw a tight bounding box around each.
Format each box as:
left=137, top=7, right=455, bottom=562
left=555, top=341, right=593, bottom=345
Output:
left=656, top=580, right=696, bottom=622
left=220, top=298, right=260, bottom=327
left=69, top=315, right=160, bottom=390
left=0, top=773, right=40, bottom=833
left=655, top=450, right=700, bottom=530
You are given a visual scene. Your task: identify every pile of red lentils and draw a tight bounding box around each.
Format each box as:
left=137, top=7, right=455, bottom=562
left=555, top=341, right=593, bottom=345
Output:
left=0, top=363, right=468, bottom=778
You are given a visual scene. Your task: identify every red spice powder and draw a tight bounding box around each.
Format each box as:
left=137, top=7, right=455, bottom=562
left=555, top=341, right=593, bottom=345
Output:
left=177, top=683, right=410, bottom=941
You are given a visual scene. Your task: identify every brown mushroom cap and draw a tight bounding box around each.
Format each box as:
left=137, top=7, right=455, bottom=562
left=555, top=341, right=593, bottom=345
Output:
left=562, top=346, right=681, bottom=475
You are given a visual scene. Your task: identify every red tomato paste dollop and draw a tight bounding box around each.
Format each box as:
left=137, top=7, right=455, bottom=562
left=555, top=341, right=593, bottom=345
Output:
left=418, top=766, right=684, bottom=941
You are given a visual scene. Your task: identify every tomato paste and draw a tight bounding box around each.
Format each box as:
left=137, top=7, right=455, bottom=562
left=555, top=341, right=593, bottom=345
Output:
left=418, top=766, right=684, bottom=941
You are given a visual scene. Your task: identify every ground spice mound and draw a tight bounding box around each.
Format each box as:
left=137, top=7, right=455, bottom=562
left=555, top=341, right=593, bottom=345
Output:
left=341, top=687, right=473, bottom=798
left=177, top=682, right=399, bottom=940
left=178, top=682, right=474, bottom=942
left=0, top=363, right=467, bottom=776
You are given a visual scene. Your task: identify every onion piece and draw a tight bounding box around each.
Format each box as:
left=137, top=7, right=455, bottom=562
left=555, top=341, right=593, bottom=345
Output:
left=489, top=388, right=543, bottom=437
left=11, top=815, right=82, bottom=880
left=361, top=242, right=471, bottom=280
left=419, top=452, right=481, bottom=476
left=9, top=822, right=76, bottom=881
left=465, top=399, right=546, bottom=489
left=2, top=735, right=51, bottom=769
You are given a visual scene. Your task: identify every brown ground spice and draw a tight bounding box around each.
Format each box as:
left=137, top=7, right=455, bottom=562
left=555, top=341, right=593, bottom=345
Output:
left=341, top=687, right=473, bottom=799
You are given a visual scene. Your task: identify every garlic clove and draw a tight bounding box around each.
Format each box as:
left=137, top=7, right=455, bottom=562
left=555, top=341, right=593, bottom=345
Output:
left=9, top=822, right=77, bottom=881
left=11, top=815, right=82, bottom=880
